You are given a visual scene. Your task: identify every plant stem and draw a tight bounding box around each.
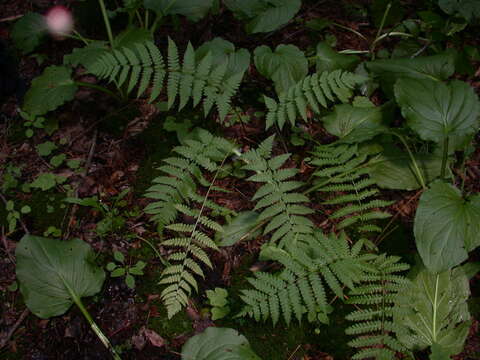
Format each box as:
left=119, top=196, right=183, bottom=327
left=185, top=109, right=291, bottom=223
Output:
left=98, top=0, right=114, bottom=48
left=440, top=136, right=449, bottom=179
left=67, top=289, right=122, bottom=359
left=74, top=82, right=120, bottom=100
left=371, top=2, right=392, bottom=60
left=392, top=132, right=427, bottom=190
left=134, top=235, right=169, bottom=267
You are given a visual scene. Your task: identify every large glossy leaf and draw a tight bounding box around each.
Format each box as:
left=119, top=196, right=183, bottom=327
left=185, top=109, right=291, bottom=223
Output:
left=181, top=327, right=262, bottom=359
left=195, top=37, right=250, bottom=77
left=369, top=144, right=444, bottom=190
left=323, top=104, right=387, bottom=143
left=23, top=66, right=78, bottom=116
left=367, top=53, right=455, bottom=96
left=395, top=78, right=480, bottom=144
left=254, top=44, right=308, bottom=94
left=315, top=42, right=359, bottom=73
left=16, top=235, right=105, bottom=319
left=394, top=267, right=471, bottom=356
left=11, top=12, right=47, bottom=54
left=143, top=0, right=213, bottom=21
left=414, top=181, right=480, bottom=273
left=224, top=0, right=301, bottom=34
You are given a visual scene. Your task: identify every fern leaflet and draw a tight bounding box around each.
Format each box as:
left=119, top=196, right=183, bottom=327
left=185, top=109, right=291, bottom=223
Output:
left=264, top=70, right=366, bottom=129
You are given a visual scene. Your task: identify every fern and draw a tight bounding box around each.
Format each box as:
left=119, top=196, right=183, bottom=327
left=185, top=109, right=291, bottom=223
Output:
left=144, top=129, right=235, bottom=318
left=309, top=143, right=393, bottom=234
left=238, top=231, right=376, bottom=325
left=345, top=254, right=411, bottom=360
left=264, top=70, right=366, bottom=129
left=88, top=39, right=246, bottom=120
left=242, top=135, right=314, bottom=249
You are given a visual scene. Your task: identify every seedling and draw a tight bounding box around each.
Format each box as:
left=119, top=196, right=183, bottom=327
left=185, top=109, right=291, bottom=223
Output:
left=106, top=251, right=146, bottom=289
left=206, top=287, right=230, bottom=320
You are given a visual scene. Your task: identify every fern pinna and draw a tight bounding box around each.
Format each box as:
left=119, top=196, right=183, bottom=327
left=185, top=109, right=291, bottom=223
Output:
left=309, top=142, right=393, bottom=234
left=345, top=254, right=411, bottom=360
left=242, top=135, right=314, bottom=249
left=238, top=231, right=375, bottom=325
left=144, top=129, right=235, bottom=318
left=88, top=39, right=247, bottom=120
left=264, top=70, right=366, bottom=129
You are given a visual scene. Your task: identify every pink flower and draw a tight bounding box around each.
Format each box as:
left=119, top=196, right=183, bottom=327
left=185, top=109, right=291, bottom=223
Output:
left=45, top=6, right=73, bottom=37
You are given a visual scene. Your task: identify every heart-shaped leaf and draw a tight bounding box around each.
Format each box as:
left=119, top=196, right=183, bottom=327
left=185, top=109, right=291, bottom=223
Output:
left=254, top=44, right=308, bottom=94
left=11, top=12, right=47, bottom=54
left=414, top=181, right=480, bottom=273
left=394, top=267, right=471, bottom=356
left=23, top=66, right=78, bottom=116
left=181, top=327, right=262, bottom=360
left=315, top=42, right=360, bottom=73
left=16, top=235, right=105, bottom=318
left=395, top=78, right=480, bottom=144
left=225, top=0, right=301, bottom=34
left=323, top=104, right=387, bottom=143
left=367, top=53, right=455, bottom=96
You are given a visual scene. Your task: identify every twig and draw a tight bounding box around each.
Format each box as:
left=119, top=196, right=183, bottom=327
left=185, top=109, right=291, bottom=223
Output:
left=0, top=15, right=23, bottom=23
left=0, top=308, right=29, bottom=349
left=287, top=345, right=302, bottom=360
left=1, top=227, right=15, bottom=263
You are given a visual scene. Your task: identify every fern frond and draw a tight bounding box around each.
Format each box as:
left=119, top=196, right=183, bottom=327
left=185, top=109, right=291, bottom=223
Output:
left=88, top=40, right=248, bottom=120
left=238, top=231, right=373, bottom=326
left=345, top=254, right=411, bottom=359
left=265, top=70, right=366, bottom=129
left=144, top=129, right=236, bottom=318
left=242, top=136, right=314, bottom=249
left=310, top=143, right=393, bottom=235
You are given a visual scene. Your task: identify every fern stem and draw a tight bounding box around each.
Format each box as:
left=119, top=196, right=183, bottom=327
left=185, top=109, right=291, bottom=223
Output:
left=74, top=81, right=121, bottom=100
left=391, top=132, right=427, bottom=190
left=134, top=234, right=169, bottom=267
left=370, top=2, right=392, bottom=60
left=98, top=0, right=114, bottom=48
left=440, top=136, right=449, bottom=179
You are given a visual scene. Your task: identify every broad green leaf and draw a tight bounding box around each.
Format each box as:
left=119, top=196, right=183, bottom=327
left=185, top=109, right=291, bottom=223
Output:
left=181, top=327, right=262, bottom=360
left=394, top=267, right=471, bottom=356
left=438, top=0, right=480, bottom=22
left=113, top=27, right=153, bottom=48
left=367, top=53, right=455, bottom=96
left=216, top=211, right=260, bottom=246
left=369, top=144, right=444, bottom=190
left=224, top=0, right=301, bottom=34
left=11, top=12, right=47, bottom=54
left=143, top=0, right=213, bottom=21
left=254, top=44, right=308, bottom=94
left=23, top=66, right=78, bottom=116
left=323, top=104, right=387, bottom=143
left=36, top=141, right=57, bottom=156
left=30, top=173, right=67, bottom=191
left=211, top=306, right=230, bottom=320
left=206, top=288, right=229, bottom=307
left=395, top=78, right=480, bottom=144
left=195, top=37, right=251, bottom=77
left=63, top=41, right=109, bottom=73
left=315, top=42, right=359, bottom=73
left=16, top=235, right=105, bottom=319
left=414, top=181, right=480, bottom=273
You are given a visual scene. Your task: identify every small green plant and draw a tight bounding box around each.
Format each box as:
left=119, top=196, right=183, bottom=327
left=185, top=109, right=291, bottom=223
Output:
left=5, top=200, right=30, bottom=233
left=106, top=250, right=146, bottom=289
left=206, top=287, right=230, bottom=320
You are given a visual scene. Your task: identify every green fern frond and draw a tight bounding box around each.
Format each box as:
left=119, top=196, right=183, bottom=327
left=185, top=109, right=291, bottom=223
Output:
left=88, top=40, right=248, bottom=120
left=238, top=231, right=374, bottom=326
left=345, top=254, right=411, bottom=360
left=242, top=136, right=314, bottom=249
left=265, top=70, right=366, bottom=129
left=144, top=129, right=236, bottom=318
left=310, top=143, right=393, bottom=235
